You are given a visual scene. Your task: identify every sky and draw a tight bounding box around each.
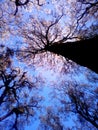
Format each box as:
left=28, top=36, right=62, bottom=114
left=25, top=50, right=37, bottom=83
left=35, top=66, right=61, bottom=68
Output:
left=0, top=0, right=98, bottom=130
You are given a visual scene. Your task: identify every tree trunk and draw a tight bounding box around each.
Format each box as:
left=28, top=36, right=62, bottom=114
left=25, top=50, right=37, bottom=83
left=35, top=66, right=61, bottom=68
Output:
left=48, top=36, right=98, bottom=74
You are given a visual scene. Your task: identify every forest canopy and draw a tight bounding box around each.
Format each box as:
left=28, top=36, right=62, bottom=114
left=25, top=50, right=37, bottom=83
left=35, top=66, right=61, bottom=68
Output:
left=0, top=0, right=98, bottom=130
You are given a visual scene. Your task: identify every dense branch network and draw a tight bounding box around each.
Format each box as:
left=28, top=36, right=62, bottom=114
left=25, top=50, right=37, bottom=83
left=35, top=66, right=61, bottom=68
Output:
left=0, top=0, right=98, bottom=129
left=68, top=87, right=98, bottom=129
left=12, top=0, right=43, bottom=15
left=0, top=46, right=41, bottom=129
left=77, top=1, right=98, bottom=22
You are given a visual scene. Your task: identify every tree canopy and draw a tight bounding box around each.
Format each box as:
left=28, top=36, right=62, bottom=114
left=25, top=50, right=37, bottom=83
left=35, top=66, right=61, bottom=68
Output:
left=0, top=0, right=98, bottom=130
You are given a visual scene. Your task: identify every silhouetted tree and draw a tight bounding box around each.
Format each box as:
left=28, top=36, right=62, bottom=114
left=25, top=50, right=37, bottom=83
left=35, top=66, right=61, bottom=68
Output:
left=0, top=0, right=98, bottom=129
left=68, top=86, right=98, bottom=129
left=48, top=35, right=98, bottom=73
left=0, top=46, right=41, bottom=130
left=14, top=0, right=98, bottom=73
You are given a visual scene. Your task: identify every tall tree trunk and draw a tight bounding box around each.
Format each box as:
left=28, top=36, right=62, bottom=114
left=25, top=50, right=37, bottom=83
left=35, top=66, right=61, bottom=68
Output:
left=48, top=36, right=98, bottom=74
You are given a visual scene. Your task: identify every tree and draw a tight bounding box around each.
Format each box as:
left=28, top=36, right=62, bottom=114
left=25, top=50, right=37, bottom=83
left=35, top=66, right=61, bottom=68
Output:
left=37, top=79, right=98, bottom=130
left=14, top=0, right=98, bottom=73
left=68, top=85, right=98, bottom=129
left=0, top=46, right=41, bottom=130
left=51, top=81, right=98, bottom=129
left=48, top=35, right=98, bottom=74
left=0, top=0, right=98, bottom=129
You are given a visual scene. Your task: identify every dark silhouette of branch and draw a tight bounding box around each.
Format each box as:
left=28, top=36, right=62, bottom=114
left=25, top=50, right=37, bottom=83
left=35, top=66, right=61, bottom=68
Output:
left=12, top=114, right=18, bottom=130
left=77, top=1, right=98, bottom=22
left=37, top=0, right=43, bottom=6
left=0, top=46, right=41, bottom=129
left=14, top=0, right=29, bottom=15
left=0, top=111, right=13, bottom=121
left=68, top=89, right=98, bottom=129
left=13, top=0, right=43, bottom=15
left=48, top=35, right=98, bottom=74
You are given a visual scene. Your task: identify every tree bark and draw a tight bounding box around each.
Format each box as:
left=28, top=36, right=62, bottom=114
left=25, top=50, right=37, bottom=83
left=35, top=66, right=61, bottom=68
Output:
left=48, top=35, right=98, bottom=74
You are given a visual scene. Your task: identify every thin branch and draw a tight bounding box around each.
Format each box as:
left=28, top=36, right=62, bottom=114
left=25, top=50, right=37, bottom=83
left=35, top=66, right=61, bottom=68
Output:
left=77, top=1, right=98, bottom=22
left=14, top=0, right=30, bottom=15
left=0, top=110, right=13, bottom=121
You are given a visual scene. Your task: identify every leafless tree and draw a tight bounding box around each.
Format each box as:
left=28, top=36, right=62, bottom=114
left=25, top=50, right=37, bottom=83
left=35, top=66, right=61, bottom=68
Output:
left=14, top=0, right=98, bottom=73
left=0, top=46, right=41, bottom=130
left=0, top=1, right=98, bottom=129
left=68, top=84, right=98, bottom=129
